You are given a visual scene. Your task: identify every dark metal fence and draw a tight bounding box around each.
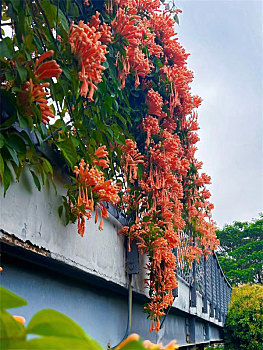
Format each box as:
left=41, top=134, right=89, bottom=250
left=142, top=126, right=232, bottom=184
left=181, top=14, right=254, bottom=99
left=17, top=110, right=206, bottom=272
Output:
left=104, top=206, right=232, bottom=325
left=177, top=253, right=232, bottom=324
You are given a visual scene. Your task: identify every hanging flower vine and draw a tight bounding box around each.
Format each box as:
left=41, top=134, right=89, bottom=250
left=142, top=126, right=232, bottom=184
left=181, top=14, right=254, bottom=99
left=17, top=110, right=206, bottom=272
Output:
left=0, top=0, right=219, bottom=332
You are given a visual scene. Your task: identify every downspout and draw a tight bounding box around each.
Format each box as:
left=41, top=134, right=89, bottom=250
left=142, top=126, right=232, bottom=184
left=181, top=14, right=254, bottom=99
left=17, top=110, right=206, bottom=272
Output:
left=109, top=238, right=139, bottom=349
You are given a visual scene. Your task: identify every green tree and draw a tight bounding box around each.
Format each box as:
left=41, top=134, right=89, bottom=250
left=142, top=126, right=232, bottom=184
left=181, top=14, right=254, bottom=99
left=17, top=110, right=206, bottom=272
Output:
left=216, top=214, right=263, bottom=285
left=224, top=284, right=263, bottom=350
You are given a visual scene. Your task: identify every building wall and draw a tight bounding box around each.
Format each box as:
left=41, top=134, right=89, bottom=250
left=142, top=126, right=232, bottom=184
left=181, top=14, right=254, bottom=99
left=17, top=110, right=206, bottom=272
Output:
left=0, top=169, right=224, bottom=347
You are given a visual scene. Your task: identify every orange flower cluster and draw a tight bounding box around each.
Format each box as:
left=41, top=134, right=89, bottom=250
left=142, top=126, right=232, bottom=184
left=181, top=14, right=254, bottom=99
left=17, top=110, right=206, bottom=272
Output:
left=149, top=12, right=177, bottom=44
left=68, top=18, right=109, bottom=100
left=111, top=8, right=153, bottom=88
left=19, top=50, right=62, bottom=123
left=111, top=0, right=218, bottom=331
left=141, top=115, right=159, bottom=148
left=72, top=148, right=119, bottom=236
left=120, top=139, right=144, bottom=184
left=111, top=8, right=141, bottom=47
left=34, top=50, right=62, bottom=80
left=22, top=80, right=54, bottom=124
left=119, top=129, right=190, bottom=330
left=127, top=46, right=152, bottom=88
left=139, top=21, right=163, bottom=58
left=61, top=0, right=218, bottom=332
left=114, top=0, right=161, bottom=13
left=89, top=11, right=112, bottom=44
left=146, top=89, right=163, bottom=117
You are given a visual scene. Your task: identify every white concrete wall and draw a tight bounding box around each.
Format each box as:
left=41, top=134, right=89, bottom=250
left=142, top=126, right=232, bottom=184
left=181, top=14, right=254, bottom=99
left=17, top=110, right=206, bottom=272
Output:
left=1, top=169, right=127, bottom=287
left=0, top=168, right=222, bottom=325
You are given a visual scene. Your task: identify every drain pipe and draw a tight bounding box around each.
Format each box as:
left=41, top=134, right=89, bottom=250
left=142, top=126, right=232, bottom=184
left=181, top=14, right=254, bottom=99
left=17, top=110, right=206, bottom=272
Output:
left=109, top=274, right=133, bottom=349
left=109, top=238, right=139, bottom=349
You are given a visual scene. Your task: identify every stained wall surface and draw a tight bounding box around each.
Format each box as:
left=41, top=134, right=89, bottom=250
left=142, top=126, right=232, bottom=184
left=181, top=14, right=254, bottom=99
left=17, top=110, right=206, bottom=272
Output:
left=0, top=170, right=223, bottom=347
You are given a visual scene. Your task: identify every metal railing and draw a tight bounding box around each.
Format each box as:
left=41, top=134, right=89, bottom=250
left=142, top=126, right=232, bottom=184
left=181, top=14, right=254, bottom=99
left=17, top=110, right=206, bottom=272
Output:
left=177, top=253, right=232, bottom=324
left=90, top=203, right=232, bottom=325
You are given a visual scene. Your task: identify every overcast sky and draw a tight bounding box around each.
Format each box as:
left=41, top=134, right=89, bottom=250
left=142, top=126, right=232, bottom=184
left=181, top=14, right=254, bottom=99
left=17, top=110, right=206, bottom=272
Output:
left=175, top=0, right=263, bottom=228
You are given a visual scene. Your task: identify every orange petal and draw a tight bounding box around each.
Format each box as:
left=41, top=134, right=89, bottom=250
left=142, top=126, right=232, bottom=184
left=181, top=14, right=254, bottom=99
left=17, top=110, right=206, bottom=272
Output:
left=98, top=213, right=103, bottom=231
left=115, top=334, right=140, bottom=350
left=13, top=315, right=26, bottom=324
left=35, top=50, right=54, bottom=70
left=95, top=208, right=99, bottom=224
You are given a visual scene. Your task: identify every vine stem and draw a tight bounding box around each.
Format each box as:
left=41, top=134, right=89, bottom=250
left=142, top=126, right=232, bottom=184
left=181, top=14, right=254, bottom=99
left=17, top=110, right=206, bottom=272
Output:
left=35, top=0, right=59, bottom=51
left=65, top=98, right=87, bottom=154
left=43, top=119, right=72, bottom=142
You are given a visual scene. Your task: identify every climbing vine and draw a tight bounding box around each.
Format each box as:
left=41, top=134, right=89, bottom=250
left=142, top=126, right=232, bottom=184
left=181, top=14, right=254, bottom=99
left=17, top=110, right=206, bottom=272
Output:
left=0, top=0, right=219, bottom=331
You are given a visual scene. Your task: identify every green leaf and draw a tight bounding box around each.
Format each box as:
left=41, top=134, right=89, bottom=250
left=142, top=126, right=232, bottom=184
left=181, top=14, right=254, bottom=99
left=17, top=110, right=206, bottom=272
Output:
left=40, top=1, right=57, bottom=27
left=0, top=113, right=17, bottom=129
left=24, top=33, right=34, bottom=53
left=33, top=34, right=43, bottom=52
left=0, top=134, right=5, bottom=148
left=58, top=138, right=77, bottom=168
left=6, top=146, right=19, bottom=166
left=0, top=37, right=15, bottom=59
left=41, top=158, right=53, bottom=176
left=58, top=9, right=69, bottom=31
left=62, top=66, right=72, bottom=81
left=0, top=153, right=4, bottom=182
left=6, top=133, right=26, bottom=156
left=15, top=61, right=27, bottom=82
left=0, top=287, right=27, bottom=310
left=27, top=309, right=88, bottom=340
left=35, top=129, right=43, bottom=147
left=30, top=170, right=41, bottom=191
left=114, top=112, right=127, bottom=125
left=3, top=163, right=12, bottom=196
left=113, top=99, right=119, bottom=112
left=9, top=0, right=22, bottom=13
left=174, top=13, right=180, bottom=25
left=21, top=336, right=103, bottom=350
left=5, top=71, right=14, bottom=81
left=36, top=164, right=47, bottom=186
left=115, top=132, right=126, bottom=145
left=18, top=113, right=29, bottom=129
left=58, top=205, right=63, bottom=218
left=19, top=131, right=35, bottom=150
left=137, top=162, right=143, bottom=180
left=10, top=162, right=23, bottom=182
left=0, top=90, right=17, bottom=129
left=51, top=178, right=57, bottom=195
left=0, top=310, right=26, bottom=350
left=40, top=123, right=48, bottom=137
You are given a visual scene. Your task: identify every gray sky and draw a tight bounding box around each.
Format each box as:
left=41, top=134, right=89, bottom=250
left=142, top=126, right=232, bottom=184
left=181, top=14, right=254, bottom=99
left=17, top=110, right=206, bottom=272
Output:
left=175, top=0, right=263, bottom=228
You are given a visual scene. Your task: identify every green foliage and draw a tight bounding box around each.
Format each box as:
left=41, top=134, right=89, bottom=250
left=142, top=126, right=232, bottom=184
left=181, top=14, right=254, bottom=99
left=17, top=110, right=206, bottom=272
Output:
left=0, top=287, right=27, bottom=309
left=224, top=284, right=263, bottom=350
left=217, top=214, right=263, bottom=285
left=0, top=286, right=104, bottom=350
left=0, top=286, right=170, bottom=350
left=0, top=0, right=139, bottom=204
